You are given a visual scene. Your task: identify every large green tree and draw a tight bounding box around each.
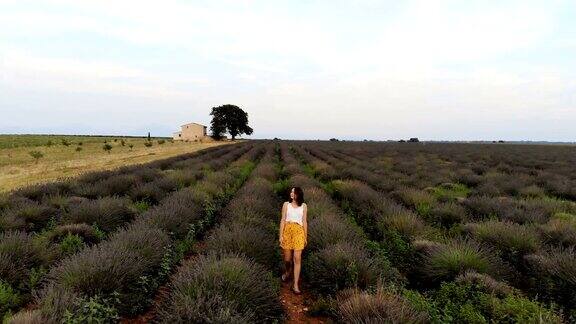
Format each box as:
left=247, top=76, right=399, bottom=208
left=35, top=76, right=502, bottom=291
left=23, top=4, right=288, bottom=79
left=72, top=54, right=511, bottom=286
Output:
left=209, top=104, right=253, bottom=140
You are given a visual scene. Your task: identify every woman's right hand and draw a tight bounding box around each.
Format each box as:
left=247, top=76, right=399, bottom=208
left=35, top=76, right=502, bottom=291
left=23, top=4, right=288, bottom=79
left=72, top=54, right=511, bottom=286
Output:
left=279, top=236, right=283, bottom=245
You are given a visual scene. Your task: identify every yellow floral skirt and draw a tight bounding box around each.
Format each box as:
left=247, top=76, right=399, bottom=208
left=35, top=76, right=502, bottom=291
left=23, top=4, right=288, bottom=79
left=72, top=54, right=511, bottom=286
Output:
left=281, top=222, right=305, bottom=250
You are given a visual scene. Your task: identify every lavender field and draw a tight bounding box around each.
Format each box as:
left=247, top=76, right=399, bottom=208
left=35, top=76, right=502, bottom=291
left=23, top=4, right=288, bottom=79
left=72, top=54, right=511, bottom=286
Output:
left=1, top=140, right=575, bottom=323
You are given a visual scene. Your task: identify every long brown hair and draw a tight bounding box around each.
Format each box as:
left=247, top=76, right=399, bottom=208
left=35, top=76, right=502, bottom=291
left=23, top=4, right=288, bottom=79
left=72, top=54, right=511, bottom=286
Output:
left=289, top=187, right=304, bottom=206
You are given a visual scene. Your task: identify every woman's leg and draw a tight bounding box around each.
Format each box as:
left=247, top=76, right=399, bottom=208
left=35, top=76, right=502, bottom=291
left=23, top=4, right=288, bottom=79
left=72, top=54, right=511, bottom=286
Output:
left=282, top=249, right=293, bottom=279
left=293, top=249, right=302, bottom=291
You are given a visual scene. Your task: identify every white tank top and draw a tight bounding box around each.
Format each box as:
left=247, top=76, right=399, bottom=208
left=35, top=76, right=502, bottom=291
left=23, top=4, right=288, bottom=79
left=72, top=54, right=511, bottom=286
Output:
left=286, top=202, right=304, bottom=225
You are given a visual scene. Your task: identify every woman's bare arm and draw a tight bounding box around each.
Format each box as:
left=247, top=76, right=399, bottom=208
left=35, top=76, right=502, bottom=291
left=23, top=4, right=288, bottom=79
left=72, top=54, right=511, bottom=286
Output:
left=303, top=203, right=308, bottom=244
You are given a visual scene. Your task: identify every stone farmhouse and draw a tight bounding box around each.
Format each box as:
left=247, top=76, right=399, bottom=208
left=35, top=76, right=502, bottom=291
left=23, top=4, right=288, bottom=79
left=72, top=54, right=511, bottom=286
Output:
left=172, top=122, right=208, bottom=141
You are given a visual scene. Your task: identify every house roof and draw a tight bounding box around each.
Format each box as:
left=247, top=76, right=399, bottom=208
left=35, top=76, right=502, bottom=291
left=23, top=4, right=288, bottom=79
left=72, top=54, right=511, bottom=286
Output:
left=181, top=122, right=206, bottom=127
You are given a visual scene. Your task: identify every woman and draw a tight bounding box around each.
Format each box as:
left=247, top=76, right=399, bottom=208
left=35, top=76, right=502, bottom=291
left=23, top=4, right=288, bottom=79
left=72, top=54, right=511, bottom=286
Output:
left=279, top=187, right=307, bottom=294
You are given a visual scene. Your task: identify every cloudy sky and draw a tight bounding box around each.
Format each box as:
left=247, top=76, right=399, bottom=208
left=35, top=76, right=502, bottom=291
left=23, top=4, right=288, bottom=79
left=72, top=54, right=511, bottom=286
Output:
left=1, top=0, right=574, bottom=141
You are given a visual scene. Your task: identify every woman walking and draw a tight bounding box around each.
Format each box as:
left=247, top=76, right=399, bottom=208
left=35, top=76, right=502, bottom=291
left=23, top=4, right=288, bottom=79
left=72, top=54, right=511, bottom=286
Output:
left=279, top=187, right=307, bottom=294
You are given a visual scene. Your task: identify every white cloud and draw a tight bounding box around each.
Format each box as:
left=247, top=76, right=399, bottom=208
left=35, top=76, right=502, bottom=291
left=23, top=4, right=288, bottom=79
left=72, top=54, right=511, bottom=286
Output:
left=0, top=48, right=211, bottom=98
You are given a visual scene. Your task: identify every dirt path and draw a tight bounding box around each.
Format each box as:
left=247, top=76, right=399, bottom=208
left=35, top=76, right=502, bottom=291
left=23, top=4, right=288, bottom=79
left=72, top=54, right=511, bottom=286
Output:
left=120, top=285, right=171, bottom=324
left=280, top=280, right=331, bottom=324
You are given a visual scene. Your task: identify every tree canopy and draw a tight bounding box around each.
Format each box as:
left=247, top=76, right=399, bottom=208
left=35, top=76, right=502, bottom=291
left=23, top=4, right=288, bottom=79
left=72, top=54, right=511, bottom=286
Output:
left=209, top=104, right=253, bottom=140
